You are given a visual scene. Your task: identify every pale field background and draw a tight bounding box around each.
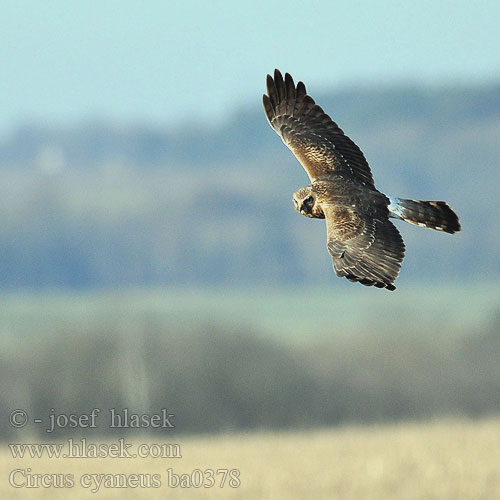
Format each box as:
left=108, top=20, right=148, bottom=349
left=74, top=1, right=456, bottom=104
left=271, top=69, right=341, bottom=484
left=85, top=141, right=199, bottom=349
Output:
left=2, top=417, right=500, bottom=499
left=1, top=284, right=498, bottom=343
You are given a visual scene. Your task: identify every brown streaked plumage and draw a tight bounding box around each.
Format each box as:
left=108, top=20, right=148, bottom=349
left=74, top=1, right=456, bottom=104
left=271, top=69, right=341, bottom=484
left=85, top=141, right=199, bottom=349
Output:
left=263, top=69, right=461, bottom=290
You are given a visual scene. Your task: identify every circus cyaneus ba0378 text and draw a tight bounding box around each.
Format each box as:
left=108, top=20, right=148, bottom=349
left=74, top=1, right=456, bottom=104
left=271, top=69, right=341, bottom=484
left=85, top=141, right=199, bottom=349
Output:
left=263, top=69, right=460, bottom=291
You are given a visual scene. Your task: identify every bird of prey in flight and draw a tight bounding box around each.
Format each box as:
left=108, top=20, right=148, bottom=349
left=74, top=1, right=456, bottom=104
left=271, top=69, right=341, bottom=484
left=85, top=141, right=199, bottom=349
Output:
left=263, top=69, right=460, bottom=290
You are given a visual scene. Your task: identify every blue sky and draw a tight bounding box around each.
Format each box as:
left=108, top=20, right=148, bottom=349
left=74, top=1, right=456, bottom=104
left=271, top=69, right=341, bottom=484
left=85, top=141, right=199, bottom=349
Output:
left=1, top=0, right=499, bottom=132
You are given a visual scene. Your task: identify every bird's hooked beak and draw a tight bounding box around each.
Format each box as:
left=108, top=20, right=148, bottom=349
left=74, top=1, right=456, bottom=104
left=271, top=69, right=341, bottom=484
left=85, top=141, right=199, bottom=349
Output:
left=293, top=197, right=306, bottom=214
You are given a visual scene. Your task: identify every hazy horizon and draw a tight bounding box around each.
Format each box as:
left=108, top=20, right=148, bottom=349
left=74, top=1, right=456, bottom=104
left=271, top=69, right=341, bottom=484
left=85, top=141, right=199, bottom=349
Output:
left=2, top=0, right=499, bottom=133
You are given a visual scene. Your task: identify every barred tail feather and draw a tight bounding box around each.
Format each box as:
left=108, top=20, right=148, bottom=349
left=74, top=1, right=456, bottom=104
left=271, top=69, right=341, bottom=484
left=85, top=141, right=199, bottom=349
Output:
left=388, top=197, right=461, bottom=234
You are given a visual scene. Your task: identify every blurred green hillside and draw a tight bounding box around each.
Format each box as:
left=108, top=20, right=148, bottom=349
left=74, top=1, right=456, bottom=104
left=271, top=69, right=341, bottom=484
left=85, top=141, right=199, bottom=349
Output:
left=1, top=287, right=499, bottom=439
left=0, top=84, right=498, bottom=288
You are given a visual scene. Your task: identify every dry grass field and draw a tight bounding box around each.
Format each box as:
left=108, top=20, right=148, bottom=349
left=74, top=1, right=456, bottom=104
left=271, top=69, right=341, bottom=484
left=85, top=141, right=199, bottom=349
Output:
left=2, top=417, right=500, bottom=499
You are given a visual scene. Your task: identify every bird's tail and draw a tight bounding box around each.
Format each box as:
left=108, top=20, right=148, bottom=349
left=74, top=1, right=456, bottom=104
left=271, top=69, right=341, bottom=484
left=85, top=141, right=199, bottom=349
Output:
left=388, top=197, right=461, bottom=234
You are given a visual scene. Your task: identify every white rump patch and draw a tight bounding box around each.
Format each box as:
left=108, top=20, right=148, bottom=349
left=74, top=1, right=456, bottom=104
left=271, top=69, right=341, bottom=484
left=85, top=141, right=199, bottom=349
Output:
left=388, top=197, right=404, bottom=219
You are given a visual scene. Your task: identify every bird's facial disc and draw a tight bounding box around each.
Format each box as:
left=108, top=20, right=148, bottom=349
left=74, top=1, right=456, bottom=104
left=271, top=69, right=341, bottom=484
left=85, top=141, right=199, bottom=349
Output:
left=293, top=191, right=316, bottom=218
left=301, top=195, right=315, bottom=215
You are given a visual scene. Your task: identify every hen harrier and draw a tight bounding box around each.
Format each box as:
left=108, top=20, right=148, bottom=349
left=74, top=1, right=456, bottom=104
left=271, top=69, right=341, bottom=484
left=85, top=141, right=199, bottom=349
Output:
left=263, top=69, right=460, bottom=290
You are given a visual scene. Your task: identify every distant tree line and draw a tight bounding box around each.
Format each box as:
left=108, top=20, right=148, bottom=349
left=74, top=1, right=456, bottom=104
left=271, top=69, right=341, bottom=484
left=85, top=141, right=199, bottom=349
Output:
left=2, top=311, right=499, bottom=439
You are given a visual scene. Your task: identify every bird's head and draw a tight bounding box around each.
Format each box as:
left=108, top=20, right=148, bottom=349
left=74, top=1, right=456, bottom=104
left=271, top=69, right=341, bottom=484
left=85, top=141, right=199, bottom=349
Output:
left=292, top=186, right=324, bottom=218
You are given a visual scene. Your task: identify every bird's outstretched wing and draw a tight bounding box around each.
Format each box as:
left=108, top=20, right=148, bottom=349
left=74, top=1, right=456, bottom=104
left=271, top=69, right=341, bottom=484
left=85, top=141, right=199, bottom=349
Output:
left=263, top=69, right=374, bottom=185
left=323, top=205, right=405, bottom=290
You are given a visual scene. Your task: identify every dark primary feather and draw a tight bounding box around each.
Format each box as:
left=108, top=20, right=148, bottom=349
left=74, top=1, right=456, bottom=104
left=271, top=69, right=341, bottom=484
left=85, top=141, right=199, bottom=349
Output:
left=263, top=69, right=374, bottom=186
left=324, top=205, right=405, bottom=290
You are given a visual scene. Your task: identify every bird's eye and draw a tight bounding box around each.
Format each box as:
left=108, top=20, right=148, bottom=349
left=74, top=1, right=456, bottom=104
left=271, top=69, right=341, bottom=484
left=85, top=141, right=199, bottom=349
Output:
left=305, top=195, right=314, bottom=205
